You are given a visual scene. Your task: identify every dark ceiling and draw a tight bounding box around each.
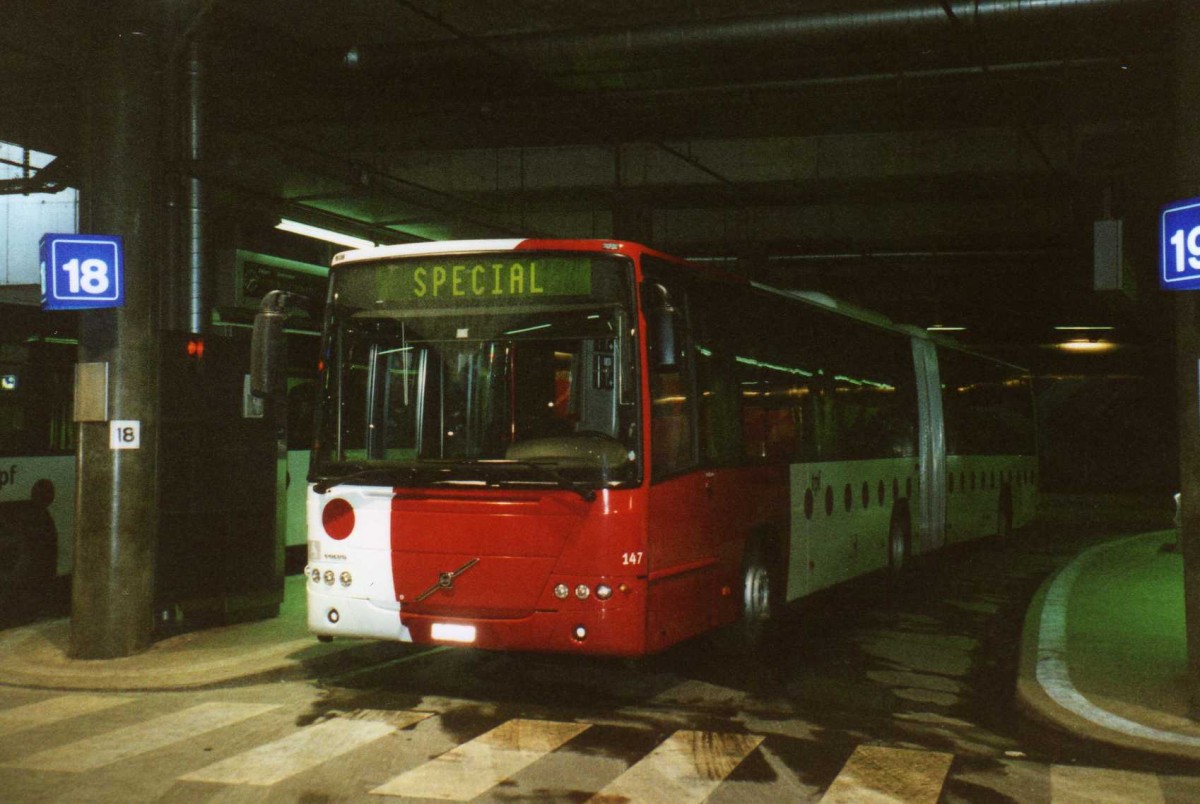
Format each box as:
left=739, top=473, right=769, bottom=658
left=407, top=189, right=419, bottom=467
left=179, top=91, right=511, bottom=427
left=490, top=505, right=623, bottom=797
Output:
left=0, top=0, right=1181, bottom=371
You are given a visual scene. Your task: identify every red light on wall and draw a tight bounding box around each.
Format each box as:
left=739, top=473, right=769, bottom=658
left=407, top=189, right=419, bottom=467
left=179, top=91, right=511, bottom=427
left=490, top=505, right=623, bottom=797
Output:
left=186, top=337, right=205, bottom=359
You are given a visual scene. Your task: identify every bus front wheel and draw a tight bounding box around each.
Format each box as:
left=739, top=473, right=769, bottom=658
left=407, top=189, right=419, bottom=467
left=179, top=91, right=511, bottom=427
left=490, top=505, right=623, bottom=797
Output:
left=739, top=537, right=781, bottom=644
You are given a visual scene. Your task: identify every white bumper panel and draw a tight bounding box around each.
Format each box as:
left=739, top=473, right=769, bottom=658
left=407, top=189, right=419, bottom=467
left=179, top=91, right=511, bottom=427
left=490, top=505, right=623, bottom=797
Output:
left=307, top=585, right=412, bottom=642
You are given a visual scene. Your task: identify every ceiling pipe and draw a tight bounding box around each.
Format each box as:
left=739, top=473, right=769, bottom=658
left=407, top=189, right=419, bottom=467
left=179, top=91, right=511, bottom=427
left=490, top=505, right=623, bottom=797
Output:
left=185, top=38, right=207, bottom=335
left=342, top=0, right=1165, bottom=78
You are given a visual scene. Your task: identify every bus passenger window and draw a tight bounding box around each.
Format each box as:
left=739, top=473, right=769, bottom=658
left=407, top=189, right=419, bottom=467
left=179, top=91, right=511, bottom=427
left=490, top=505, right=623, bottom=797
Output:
left=647, top=281, right=695, bottom=479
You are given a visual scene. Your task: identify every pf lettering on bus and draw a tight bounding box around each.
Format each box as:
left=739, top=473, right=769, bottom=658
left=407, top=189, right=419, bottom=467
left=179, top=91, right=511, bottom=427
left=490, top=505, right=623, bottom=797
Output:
left=0, top=464, right=16, bottom=492
left=411, top=262, right=544, bottom=298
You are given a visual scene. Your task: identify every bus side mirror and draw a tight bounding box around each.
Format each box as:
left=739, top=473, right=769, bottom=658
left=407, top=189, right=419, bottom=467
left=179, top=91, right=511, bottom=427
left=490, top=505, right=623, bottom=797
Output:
left=647, top=283, right=679, bottom=371
left=250, top=291, right=291, bottom=398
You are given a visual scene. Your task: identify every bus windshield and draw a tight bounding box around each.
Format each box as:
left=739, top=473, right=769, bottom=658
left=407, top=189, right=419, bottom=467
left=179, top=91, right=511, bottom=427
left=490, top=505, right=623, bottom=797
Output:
left=312, top=252, right=639, bottom=490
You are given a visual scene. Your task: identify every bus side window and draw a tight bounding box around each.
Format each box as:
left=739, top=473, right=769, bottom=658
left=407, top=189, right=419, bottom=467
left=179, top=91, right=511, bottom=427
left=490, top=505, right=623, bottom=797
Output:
left=695, top=343, right=740, bottom=465
left=688, top=285, right=742, bottom=466
left=729, top=290, right=814, bottom=465
left=645, top=275, right=696, bottom=480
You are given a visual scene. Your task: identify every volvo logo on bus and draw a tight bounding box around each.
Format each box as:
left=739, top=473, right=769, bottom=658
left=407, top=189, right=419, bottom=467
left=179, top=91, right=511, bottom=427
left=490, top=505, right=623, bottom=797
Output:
left=415, top=558, right=480, bottom=602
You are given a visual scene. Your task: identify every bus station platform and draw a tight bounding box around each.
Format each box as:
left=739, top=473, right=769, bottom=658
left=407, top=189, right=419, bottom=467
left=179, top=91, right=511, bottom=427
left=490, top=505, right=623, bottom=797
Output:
left=1, top=523, right=1198, bottom=763
left=0, top=576, right=410, bottom=690
left=1016, top=528, right=1200, bottom=762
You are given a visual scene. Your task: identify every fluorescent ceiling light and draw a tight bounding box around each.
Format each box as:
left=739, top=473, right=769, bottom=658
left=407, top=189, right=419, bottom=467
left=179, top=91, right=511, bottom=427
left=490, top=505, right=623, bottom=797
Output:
left=276, top=218, right=375, bottom=249
left=927, top=325, right=966, bottom=332
left=1057, top=339, right=1118, bottom=353
left=1054, top=325, right=1115, bottom=331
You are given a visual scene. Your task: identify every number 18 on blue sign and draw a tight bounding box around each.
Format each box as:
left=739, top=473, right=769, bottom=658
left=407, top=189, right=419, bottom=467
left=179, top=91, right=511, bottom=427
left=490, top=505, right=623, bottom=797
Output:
left=40, top=233, right=125, bottom=310
left=1161, top=198, right=1200, bottom=291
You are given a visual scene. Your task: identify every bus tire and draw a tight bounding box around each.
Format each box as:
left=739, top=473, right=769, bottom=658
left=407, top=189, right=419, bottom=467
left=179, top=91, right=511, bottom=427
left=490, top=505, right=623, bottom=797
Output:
left=888, top=505, right=911, bottom=574
left=739, top=535, right=782, bottom=646
left=997, top=486, right=1014, bottom=538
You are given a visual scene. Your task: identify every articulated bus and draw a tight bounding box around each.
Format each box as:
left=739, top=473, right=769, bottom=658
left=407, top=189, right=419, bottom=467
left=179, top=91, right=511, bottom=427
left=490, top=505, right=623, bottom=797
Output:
left=281, top=239, right=1038, bottom=656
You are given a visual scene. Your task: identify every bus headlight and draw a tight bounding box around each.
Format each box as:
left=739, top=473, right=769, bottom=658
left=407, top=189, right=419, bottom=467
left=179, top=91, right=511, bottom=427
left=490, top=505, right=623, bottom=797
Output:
left=574, top=584, right=590, bottom=600
left=339, top=571, right=352, bottom=587
left=310, top=568, right=321, bottom=584
left=554, top=583, right=569, bottom=599
left=595, top=584, right=613, bottom=600
left=323, top=570, right=335, bottom=586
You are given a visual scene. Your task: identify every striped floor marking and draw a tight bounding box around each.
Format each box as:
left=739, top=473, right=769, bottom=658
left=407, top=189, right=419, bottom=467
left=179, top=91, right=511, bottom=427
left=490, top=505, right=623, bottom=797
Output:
left=370, top=718, right=589, bottom=800
left=179, top=711, right=429, bottom=786
left=3, top=702, right=278, bottom=773
left=1051, top=766, right=1165, bottom=804
left=820, top=745, right=953, bottom=804
left=0, top=694, right=134, bottom=736
left=589, top=730, right=764, bottom=804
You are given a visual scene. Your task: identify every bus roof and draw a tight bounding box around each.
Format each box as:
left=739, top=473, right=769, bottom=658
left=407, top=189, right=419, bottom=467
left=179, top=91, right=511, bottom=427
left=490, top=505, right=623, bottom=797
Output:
left=329, top=238, right=672, bottom=267
left=327, top=238, right=1026, bottom=371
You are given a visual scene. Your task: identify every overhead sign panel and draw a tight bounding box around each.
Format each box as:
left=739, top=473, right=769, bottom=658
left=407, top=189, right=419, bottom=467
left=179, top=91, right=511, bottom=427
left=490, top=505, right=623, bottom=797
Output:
left=40, top=233, right=125, bottom=310
left=1161, top=197, right=1200, bottom=291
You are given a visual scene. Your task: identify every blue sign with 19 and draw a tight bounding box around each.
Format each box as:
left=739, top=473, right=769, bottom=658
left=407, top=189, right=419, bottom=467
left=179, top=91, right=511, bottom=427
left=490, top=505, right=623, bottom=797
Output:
left=1161, top=197, right=1200, bottom=291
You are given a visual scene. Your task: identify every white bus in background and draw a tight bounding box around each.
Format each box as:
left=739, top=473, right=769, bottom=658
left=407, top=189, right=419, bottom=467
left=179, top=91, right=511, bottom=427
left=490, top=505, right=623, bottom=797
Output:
left=0, top=304, right=317, bottom=618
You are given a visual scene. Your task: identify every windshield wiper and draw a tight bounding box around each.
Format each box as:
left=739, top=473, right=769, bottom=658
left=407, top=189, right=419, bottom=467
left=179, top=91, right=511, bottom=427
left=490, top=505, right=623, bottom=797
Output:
left=432, top=459, right=597, bottom=502
left=313, top=465, right=420, bottom=494
left=496, top=460, right=598, bottom=502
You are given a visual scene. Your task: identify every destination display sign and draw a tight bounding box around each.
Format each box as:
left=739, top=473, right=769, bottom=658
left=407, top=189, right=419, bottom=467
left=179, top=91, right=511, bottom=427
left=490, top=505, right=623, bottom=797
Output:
left=378, top=258, right=592, bottom=304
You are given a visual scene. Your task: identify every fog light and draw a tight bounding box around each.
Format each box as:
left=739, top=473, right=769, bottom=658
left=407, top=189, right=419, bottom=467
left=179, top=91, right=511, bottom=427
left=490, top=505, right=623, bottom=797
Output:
left=572, top=624, right=587, bottom=641
left=595, top=584, right=613, bottom=600
left=323, top=570, right=335, bottom=586
left=328, top=608, right=340, bottom=624
left=339, top=571, right=352, bottom=587
left=554, top=583, right=569, bottom=599
left=574, top=584, right=590, bottom=600
left=310, top=568, right=321, bottom=584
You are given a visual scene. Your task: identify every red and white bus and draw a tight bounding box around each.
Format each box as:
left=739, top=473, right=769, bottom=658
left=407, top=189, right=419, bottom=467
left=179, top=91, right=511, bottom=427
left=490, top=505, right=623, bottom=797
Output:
left=276, top=239, right=1037, bottom=656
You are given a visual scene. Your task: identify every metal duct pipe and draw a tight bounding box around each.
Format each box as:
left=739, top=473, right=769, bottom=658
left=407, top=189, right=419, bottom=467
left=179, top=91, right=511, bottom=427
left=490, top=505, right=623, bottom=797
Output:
left=344, top=0, right=1164, bottom=76
left=185, top=38, right=206, bottom=335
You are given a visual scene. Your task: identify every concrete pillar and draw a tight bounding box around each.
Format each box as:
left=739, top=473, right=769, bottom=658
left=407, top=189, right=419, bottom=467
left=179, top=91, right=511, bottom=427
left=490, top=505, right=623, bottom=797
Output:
left=70, top=3, right=167, bottom=658
left=1174, top=0, right=1200, bottom=712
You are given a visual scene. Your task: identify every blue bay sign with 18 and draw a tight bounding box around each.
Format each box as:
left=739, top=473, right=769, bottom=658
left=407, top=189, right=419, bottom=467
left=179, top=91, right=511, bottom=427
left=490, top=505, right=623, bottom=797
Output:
left=40, top=233, right=125, bottom=310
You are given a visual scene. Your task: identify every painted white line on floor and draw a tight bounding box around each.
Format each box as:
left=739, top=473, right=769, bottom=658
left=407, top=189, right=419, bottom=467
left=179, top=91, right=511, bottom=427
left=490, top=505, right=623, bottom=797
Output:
left=180, top=713, right=422, bottom=786
left=0, top=694, right=134, bottom=736
left=3, top=702, right=279, bottom=772
left=1050, top=765, right=1166, bottom=804
left=819, top=745, right=952, bottom=804
left=589, top=730, right=763, bottom=804
left=1035, top=538, right=1200, bottom=748
left=371, top=718, right=589, bottom=800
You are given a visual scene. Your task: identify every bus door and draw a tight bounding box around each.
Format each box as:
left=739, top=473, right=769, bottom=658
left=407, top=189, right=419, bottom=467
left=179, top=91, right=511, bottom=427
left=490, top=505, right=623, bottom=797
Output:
left=642, top=273, right=721, bottom=650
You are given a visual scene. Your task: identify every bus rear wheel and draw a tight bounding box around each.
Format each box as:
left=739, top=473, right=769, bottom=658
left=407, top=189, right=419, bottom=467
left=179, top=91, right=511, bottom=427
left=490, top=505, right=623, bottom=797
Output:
left=997, top=487, right=1014, bottom=538
left=888, top=510, right=911, bottom=574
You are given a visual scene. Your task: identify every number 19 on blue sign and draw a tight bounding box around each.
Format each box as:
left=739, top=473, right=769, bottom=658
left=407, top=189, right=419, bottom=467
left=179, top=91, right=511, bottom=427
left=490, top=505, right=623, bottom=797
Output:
left=40, top=233, right=125, bottom=310
left=1161, top=198, right=1200, bottom=291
